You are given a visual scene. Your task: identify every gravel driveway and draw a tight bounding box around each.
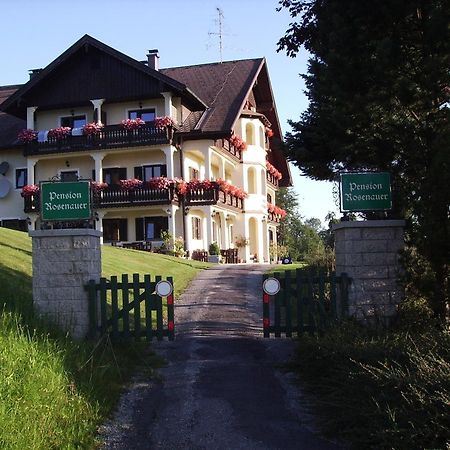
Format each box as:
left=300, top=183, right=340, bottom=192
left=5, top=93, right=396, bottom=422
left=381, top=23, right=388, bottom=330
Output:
left=99, top=264, right=343, bottom=450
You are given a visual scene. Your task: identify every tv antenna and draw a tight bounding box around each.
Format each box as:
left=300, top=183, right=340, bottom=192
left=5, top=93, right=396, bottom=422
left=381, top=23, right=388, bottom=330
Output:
left=208, top=7, right=225, bottom=63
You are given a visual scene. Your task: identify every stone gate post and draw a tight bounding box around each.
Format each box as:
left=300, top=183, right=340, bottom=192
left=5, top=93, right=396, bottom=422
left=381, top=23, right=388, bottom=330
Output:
left=30, top=229, right=101, bottom=339
left=333, top=220, right=406, bottom=322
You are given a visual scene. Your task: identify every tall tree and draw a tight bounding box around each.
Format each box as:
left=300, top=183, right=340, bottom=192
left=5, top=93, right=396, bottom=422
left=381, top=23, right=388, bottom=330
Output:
left=277, top=0, right=450, bottom=318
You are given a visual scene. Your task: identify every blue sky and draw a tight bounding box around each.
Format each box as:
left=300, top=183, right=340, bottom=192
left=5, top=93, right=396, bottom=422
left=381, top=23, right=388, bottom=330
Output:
left=0, top=0, right=339, bottom=223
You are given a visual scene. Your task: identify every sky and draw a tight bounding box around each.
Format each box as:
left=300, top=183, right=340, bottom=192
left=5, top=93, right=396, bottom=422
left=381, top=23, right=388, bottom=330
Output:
left=0, top=0, right=340, bottom=224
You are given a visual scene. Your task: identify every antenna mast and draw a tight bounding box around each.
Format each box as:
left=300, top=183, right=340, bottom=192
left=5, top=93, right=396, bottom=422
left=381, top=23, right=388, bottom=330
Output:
left=209, top=7, right=225, bottom=63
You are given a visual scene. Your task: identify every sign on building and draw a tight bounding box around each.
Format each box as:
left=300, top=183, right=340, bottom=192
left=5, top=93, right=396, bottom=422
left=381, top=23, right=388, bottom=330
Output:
left=40, top=181, right=91, bottom=221
left=340, top=172, right=392, bottom=212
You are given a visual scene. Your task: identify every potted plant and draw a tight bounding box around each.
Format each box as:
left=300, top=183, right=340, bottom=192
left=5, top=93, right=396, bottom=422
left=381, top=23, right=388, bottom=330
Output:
left=208, top=242, right=221, bottom=263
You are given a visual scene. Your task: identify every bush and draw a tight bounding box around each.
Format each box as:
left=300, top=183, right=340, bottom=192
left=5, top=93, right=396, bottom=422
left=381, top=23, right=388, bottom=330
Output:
left=209, top=241, right=220, bottom=255
left=290, top=315, right=450, bottom=449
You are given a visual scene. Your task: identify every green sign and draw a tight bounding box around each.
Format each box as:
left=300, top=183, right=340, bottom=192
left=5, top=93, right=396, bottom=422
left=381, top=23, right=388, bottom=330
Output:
left=340, top=172, right=392, bottom=212
left=41, top=181, right=91, bottom=221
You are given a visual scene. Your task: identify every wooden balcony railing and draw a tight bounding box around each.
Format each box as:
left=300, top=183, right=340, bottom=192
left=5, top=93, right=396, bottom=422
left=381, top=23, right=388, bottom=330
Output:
left=23, top=185, right=178, bottom=213
left=213, top=138, right=243, bottom=161
left=266, top=172, right=280, bottom=188
left=24, top=123, right=173, bottom=156
left=267, top=210, right=282, bottom=223
left=185, top=187, right=244, bottom=210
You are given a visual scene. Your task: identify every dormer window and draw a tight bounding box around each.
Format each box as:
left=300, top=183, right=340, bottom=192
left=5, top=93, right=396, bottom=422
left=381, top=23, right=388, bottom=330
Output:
left=129, top=108, right=155, bottom=123
left=61, top=115, right=86, bottom=128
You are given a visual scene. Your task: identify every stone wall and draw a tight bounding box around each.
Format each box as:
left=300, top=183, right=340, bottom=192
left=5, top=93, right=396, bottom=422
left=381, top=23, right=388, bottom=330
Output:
left=30, top=229, right=101, bottom=339
left=333, top=220, right=405, bottom=322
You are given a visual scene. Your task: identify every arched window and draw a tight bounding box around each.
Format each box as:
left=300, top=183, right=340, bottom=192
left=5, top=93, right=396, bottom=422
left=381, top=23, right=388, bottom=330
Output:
left=245, top=122, right=254, bottom=145
left=247, top=167, right=257, bottom=194
left=259, top=126, right=265, bottom=147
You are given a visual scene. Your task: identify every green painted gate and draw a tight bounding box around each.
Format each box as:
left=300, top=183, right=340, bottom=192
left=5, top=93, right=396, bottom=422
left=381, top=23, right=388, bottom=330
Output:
left=86, top=273, right=175, bottom=342
left=263, top=269, right=351, bottom=337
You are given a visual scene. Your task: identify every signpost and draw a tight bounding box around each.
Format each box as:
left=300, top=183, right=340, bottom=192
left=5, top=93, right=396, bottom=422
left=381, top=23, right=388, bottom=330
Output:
left=40, top=181, right=91, bottom=221
left=340, top=172, right=392, bottom=212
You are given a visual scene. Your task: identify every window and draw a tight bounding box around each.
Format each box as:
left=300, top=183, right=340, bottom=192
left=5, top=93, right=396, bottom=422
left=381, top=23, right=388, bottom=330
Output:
left=135, top=217, right=168, bottom=240
left=267, top=193, right=273, bottom=204
left=245, top=123, right=255, bottom=145
left=192, top=217, right=201, bottom=240
left=134, top=165, right=167, bottom=181
left=60, top=170, right=78, bottom=182
left=103, top=219, right=128, bottom=242
left=128, top=109, right=155, bottom=123
left=61, top=115, right=86, bottom=128
left=189, top=167, right=199, bottom=181
left=15, top=168, right=27, bottom=189
left=103, top=168, right=127, bottom=186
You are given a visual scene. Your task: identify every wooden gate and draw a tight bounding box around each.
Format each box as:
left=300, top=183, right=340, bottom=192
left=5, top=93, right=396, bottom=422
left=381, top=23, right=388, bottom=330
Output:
left=86, top=273, right=175, bottom=342
left=263, top=269, right=351, bottom=337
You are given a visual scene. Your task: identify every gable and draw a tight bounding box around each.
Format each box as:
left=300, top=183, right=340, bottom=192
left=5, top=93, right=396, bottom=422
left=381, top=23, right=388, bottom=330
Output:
left=1, top=35, right=205, bottom=120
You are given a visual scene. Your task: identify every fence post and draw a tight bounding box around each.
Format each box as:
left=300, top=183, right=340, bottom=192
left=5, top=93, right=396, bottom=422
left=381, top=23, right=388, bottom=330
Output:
left=167, top=276, right=175, bottom=341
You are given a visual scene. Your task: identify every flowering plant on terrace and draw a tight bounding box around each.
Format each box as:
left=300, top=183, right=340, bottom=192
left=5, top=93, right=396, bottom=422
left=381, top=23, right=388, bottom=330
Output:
left=229, top=135, right=247, bottom=151
left=154, top=116, right=174, bottom=128
left=119, top=178, right=143, bottom=190
left=146, top=177, right=174, bottom=190
left=82, top=122, right=104, bottom=136
left=18, top=129, right=38, bottom=143
left=267, top=202, right=287, bottom=218
left=90, top=181, right=109, bottom=192
left=48, top=127, right=71, bottom=140
left=121, top=118, right=145, bottom=131
left=21, top=184, right=40, bottom=197
left=265, top=127, right=274, bottom=138
left=266, top=161, right=282, bottom=180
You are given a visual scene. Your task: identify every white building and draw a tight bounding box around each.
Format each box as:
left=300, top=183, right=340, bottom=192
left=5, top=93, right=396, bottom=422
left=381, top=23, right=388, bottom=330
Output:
left=0, top=35, right=291, bottom=263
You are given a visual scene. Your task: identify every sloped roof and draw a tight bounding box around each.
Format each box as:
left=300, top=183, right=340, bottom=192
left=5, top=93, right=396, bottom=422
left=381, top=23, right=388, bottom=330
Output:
left=161, top=59, right=264, bottom=134
left=0, top=86, right=25, bottom=149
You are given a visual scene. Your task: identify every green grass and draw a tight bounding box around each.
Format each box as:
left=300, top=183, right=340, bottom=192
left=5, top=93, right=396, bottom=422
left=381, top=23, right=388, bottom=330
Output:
left=0, top=228, right=209, bottom=449
left=289, top=316, right=450, bottom=449
left=267, top=262, right=306, bottom=274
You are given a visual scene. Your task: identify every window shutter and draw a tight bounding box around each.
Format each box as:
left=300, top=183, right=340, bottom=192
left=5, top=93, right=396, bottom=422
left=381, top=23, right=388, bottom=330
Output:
left=161, top=165, right=167, bottom=177
left=134, top=166, right=143, bottom=180
left=101, top=111, right=107, bottom=125
left=135, top=218, right=144, bottom=241
left=92, top=170, right=96, bottom=181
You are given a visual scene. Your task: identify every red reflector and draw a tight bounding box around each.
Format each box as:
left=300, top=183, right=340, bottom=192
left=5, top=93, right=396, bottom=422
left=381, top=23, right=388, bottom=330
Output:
left=167, top=295, right=174, bottom=305
left=168, top=321, right=174, bottom=331
left=263, top=293, right=269, bottom=303
left=263, top=318, right=270, bottom=328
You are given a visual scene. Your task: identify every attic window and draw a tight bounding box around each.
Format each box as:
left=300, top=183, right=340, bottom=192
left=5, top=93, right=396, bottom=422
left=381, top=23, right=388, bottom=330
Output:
left=129, top=109, right=155, bottom=123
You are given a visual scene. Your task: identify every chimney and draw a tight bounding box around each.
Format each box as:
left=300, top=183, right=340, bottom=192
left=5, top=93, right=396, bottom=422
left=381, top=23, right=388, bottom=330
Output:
left=28, top=68, right=43, bottom=80
left=147, top=49, right=160, bottom=71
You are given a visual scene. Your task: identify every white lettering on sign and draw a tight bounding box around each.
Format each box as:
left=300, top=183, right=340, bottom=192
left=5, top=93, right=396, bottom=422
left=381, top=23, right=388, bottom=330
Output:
left=349, top=182, right=383, bottom=192
left=344, top=193, right=388, bottom=201
left=44, top=202, right=88, bottom=211
left=49, top=191, right=82, bottom=201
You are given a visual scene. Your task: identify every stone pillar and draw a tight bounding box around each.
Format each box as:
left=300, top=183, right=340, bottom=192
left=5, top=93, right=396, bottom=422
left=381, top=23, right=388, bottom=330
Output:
left=333, top=220, right=405, bottom=322
left=30, top=229, right=102, bottom=339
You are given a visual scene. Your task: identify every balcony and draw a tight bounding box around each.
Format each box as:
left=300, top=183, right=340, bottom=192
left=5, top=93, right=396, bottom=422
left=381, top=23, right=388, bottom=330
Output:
left=267, top=211, right=282, bottom=223
left=213, top=138, right=243, bottom=161
left=24, top=123, right=173, bottom=156
left=185, top=186, right=244, bottom=210
left=266, top=171, right=280, bottom=188
left=23, top=185, right=178, bottom=213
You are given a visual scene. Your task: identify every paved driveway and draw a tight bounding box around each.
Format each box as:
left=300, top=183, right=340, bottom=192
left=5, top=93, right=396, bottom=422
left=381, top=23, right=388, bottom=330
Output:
left=100, top=265, right=343, bottom=450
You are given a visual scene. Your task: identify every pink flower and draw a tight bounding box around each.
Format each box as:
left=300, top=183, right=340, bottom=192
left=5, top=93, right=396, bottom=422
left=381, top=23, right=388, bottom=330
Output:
left=83, top=122, right=104, bottom=136
left=18, top=129, right=38, bottom=143
left=265, top=127, right=274, bottom=138
left=154, top=116, right=174, bottom=128
left=121, top=118, right=145, bottom=130
left=21, top=184, right=40, bottom=197
left=230, top=135, right=247, bottom=151
left=90, top=181, right=108, bottom=192
left=48, top=127, right=71, bottom=139
left=119, top=178, right=143, bottom=190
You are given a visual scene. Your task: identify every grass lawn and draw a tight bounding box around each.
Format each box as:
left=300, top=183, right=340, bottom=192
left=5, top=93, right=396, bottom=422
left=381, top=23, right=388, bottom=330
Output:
left=0, top=228, right=209, bottom=449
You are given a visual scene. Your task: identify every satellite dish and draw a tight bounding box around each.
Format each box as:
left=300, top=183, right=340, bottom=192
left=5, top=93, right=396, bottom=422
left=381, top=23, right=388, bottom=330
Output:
left=0, top=161, right=9, bottom=175
left=0, top=178, right=11, bottom=199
